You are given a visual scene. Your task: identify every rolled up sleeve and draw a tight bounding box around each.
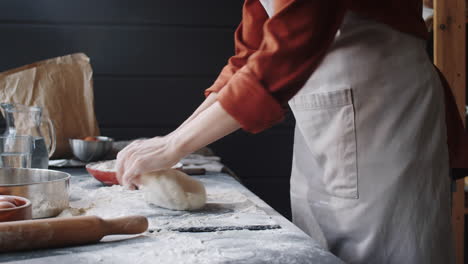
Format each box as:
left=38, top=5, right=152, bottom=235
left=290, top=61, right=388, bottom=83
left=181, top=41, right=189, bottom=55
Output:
left=205, top=0, right=268, bottom=96
left=217, top=0, right=349, bottom=133
left=218, top=66, right=285, bottom=133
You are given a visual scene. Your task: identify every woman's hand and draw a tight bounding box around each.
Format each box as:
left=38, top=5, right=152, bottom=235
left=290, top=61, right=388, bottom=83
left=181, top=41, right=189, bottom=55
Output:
left=116, top=102, right=241, bottom=189
left=115, top=136, right=182, bottom=189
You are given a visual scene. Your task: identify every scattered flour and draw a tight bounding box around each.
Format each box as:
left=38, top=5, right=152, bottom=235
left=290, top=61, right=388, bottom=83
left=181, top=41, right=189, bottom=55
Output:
left=1, top=175, right=339, bottom=264
left=88, top=160, right=116, bottom=172
left=32, top=192, right=69, bottom=218
left=59, top=177, right=276, bottom=231
left=47, top=230, right=329, bottom=264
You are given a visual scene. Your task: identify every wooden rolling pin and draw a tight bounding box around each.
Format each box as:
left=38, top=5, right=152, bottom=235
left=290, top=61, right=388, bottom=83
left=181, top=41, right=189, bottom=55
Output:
left=0, top=215, right=148, bottom=252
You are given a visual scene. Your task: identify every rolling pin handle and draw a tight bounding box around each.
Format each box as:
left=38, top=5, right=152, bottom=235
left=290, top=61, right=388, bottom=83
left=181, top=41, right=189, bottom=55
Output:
left=103, top=215, right=149, bottom=235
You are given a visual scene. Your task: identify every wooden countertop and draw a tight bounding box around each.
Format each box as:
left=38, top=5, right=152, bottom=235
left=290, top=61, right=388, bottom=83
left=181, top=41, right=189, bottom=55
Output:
left=0, top=168, right=343, bottom=264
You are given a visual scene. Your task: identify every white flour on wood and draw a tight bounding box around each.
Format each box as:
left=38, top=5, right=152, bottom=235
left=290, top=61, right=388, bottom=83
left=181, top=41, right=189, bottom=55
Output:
left=32, top=192, right=68, bottom=218
left=59, top=177, right=276, bottom=230
left=71, top=230, right=328, bottom=264
left=88, top=160, right=116, bottom=172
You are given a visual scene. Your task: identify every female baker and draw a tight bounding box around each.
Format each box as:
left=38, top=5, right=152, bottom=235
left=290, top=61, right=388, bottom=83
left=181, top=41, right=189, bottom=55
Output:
left=116, top=0, right=468, bottom=262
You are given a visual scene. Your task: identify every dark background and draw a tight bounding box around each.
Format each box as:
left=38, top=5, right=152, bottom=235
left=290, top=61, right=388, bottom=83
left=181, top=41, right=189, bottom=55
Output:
left=0, top=0, right=295, bottom=219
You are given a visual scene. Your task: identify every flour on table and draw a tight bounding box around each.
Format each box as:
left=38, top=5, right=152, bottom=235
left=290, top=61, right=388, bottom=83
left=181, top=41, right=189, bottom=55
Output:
left=53, top=229, right=327, bottom=264
left=59, top=176, right=276, bottom=230
left=88, top=160, right=116, bottom=172
left=32, top=192, right=69, bottom=218
left=2, top=173, right=339, bottom=264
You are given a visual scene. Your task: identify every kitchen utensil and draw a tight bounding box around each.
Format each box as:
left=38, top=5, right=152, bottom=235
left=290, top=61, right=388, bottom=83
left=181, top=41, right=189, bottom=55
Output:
left=0, top=135, right=33, bottom=168
left=0, top=103, right=56, bottom=169
left=0, top=168, right=70, bottom=218
left=165, top=224, right=282, bottom=233
left=86, top=160, right=184, bottom=186
left=0, top=215, right=148, bottom=252
left=85, top=162, right=120, bottom=185
left=180, top=167, right=206, bottom=175
left=0, top=195, right=32, bottom=222
left=69, top=136, right=113, bottom=162
left=48, top=159, right=87, bottom=168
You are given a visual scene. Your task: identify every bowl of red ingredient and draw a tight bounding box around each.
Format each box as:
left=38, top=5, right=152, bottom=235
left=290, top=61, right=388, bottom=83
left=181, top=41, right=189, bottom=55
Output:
left=69, top=136, right=114, bottom=162
left=86, top=160, right=119, bottom=186
left=86, top=160, right=183, bottom=186
left=0, top=195, right=32, bottom=222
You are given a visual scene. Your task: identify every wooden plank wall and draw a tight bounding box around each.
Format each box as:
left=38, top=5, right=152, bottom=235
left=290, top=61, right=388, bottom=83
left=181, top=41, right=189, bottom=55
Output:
left=0, top=0, right=295, bottom=219
left=434, top=0, right=466, bottom=263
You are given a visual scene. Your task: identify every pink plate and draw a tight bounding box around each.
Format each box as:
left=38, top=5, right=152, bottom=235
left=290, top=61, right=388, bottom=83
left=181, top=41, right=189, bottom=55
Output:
left=86, top=160, right=183, bottom=186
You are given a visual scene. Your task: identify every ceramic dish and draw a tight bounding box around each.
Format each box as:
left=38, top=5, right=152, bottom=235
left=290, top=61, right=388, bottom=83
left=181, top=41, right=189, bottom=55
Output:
left=86, top=160, right=183, bottom=186
left=0, top=195, right=32, bottom=222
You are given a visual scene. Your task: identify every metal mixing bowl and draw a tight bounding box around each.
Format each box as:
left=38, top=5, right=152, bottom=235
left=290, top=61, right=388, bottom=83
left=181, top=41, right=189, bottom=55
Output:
left=69, top=136, right=114, bottom=162
left=0, top=168, right=70, bottom=218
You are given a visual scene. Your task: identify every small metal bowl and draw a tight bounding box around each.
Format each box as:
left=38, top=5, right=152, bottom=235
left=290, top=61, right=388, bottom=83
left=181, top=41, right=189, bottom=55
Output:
left=0, top=195, right=32, bottom=222
left=69, top=136, right=114, bottom=162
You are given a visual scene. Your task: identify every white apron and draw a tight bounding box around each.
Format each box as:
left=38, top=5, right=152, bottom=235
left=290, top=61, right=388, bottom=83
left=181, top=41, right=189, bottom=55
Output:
left=259, top=2, right=454, bottom=263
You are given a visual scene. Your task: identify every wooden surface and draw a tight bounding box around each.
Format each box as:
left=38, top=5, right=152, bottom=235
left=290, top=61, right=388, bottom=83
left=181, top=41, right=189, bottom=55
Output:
left=433, top=0, right=466, bottom=263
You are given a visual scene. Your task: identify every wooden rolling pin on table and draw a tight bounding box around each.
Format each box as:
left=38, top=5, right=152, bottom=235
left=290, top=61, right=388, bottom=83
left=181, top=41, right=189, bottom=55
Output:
left=0, top=215, right=148, bottom=252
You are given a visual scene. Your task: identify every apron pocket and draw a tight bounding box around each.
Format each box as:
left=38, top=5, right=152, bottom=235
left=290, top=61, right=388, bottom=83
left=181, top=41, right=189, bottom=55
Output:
left=290, top=88, right=358, bottom=199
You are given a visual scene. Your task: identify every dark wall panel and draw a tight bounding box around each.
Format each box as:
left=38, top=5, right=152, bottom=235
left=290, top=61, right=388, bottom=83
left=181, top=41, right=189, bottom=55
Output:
left=94, top=77, right=295, bottom=128
left=0, top=26, right=234, bottom=76
left=94, top=77, right=210, bottom=127
left=0, top=0, right=242, bottom=26
left=211, top=128, right=294, bottom=181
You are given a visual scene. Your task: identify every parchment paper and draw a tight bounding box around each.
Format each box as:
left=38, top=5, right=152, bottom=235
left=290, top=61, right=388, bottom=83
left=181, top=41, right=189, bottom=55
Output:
left=0, top=53, right=100, bottom=158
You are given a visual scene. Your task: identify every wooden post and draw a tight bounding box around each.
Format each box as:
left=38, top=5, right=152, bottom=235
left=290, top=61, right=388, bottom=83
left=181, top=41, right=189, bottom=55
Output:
left=434, top=0, right=466, bottom=263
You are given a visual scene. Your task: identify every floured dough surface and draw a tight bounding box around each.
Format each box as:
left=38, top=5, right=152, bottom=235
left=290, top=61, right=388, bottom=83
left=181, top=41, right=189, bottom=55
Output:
left=139, top=169, right=206, bottom=211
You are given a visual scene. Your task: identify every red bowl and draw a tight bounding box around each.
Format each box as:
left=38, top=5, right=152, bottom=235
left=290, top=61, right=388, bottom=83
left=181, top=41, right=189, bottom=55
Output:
left=86, top=163, right=119, bottom=186
left=0, top=195, right=32, bottom=222
left=86, top=160, right=183, bottom=186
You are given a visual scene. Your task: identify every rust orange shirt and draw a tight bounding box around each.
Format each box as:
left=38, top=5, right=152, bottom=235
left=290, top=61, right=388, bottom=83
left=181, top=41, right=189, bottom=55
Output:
left=206, top=0, right=468, bottom=175
left=206, top=0, right=427, bottom=133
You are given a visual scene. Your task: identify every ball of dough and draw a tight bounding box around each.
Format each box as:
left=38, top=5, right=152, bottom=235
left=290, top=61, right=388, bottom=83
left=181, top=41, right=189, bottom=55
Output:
left=0, top=201, right=16, bottom=209
left=0, top=196, right=18, bottom=206
left=140, top=169, right=206, bottom=211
